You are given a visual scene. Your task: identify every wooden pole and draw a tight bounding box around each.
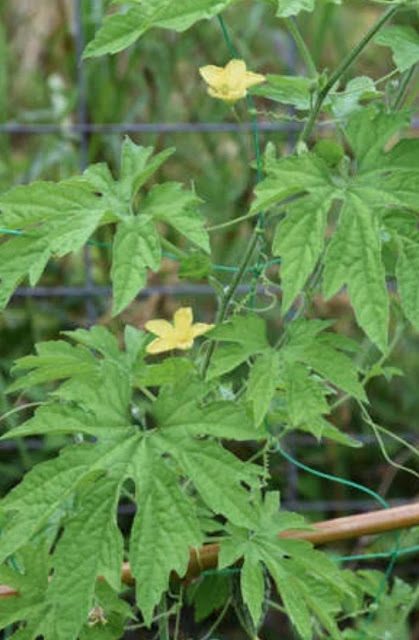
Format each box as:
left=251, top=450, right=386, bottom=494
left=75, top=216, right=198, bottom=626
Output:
left=1, top=502, right=418, bottom=598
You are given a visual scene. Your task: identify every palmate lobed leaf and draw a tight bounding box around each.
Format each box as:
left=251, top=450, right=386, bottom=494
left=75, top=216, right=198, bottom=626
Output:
left=253, top=108, right=419, bottom=352
left=219, top=492, right=351, bottom=640
left=0, top=139, right=209, bottom=315
left=1, top=332, right=267, bottom=637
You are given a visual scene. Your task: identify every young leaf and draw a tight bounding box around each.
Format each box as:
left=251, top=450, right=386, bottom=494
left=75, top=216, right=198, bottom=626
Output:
left=375, top=26, right=419, bottom=73
left=83, top=0, right=239, bottom=58
left=141, top=182, right=209, bottom=252
left=273, top=194, right=330, bottom=312
left=111, top=215, right=162, bottom=316
left=247, top=351, right=281, bottom=427
left=251, top=74, right=313, bottom=110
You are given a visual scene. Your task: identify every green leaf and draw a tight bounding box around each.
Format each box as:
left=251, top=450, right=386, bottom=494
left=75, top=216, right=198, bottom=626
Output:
left=164, top=438, right=259, bottom=528
left=220, top=491, right=348, bottom=639
left=135, top=357, right=196, bottom=387
left=63, top=326, right=122, bottom=360
left=8, top=341, right=97, bottom=393
left=251, top=74, right=313, bottom=110
left=274, top=0, right=315, bottom=17
left=273, top=194, right=330, bottom=313
left=375, top=25, right=419, bottom=73
left=142, top=182, right=209, bottom=252
left=271, top=564, right=313, bottom=640
left=120, top=140, right=174, bottom=200
left=284, top=362, right=330, bottom=430
left=178, top=253, right=213, bottom=279
left=188, top=573, right=230, bottom=622
left=0, top=451, right=91, bottom=563
left=154, top=380, right=261, bottom=441
left=130, top=442, right=202, bottom=625
left=345, top=109, right=409, bottom=171
left=323, top=196, right=388, bottom=351
left=0, top=141, right=190, bottom=313
left=286, top=332, right=366, bottom=400
left=44, top=478, right=122, bottom=640
left=208, top=313, right=269, bottom=352
left=329, top=76, right=381, bottom=119
left=0, top=543, right=49, bottom=633
left=247, top=351, right=281, bottom=427
left=83, top=0, right=238, bottom=58
left=251, top=152, right=334, bottom=215
left=206, top=342, right=256, bottom=381
left=0, top=181, right=106, bottom=308
left=240, top=552, right=265, bottom=629
left=396, top=236, right=419, bottom=330
left=0, top=180, right=106, bottom=229
left=111, top=215, right=162, bottom=315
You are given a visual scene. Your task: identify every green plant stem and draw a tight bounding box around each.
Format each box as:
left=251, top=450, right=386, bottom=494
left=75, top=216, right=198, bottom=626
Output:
left=138, top=385, right=157, bottom=403
left=173, top=585, right=183, bottom=640
left=0, top=401, right=45, bottom=425
left=207, top=210, right=259, bottom=231
left=160, top=237, right=188, bottom=260
left=200, top=228, right=260, bottom=377
left=157, top=595, right=170, bottom=640
left=299, top=4, right=399, bottom=144
left=200, top=597, right=232, bottom=640
left=284, top=18, right=317, bottom=78
left=392, top=64, right=416, bottom=110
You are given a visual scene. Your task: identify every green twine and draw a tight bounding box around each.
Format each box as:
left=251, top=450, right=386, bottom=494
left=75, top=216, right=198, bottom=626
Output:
left=217, top=14, right=266, bottom=311
left=0, top=227, right=281, bottom=276
left=275, top=443, right=389, bottom=509
left=275, top=443, right=401, bottom=637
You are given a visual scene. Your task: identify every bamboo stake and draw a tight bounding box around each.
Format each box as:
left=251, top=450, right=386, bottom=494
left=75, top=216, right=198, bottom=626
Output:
left=1, top=503, right=418, bottom=599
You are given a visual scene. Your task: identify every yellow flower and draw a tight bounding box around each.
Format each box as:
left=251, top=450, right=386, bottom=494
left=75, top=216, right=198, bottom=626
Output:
left=199, top=59, right=266, bottom=105
left=145, top=307, right=214, bottom=354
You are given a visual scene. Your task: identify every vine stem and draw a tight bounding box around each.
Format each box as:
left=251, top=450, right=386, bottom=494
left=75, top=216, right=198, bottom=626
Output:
left=284, top=17, right=317, bottom=78
left=200, top=228, right=260, bottom=377
left=299, top=4, right=399, bottom=144
left=392, top=64, right=416, bottom=110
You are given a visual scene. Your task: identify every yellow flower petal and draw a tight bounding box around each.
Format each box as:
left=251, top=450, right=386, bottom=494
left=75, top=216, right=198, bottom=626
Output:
left=145, top=307, right=213, bottom=355
left=242, top=70, right=267, bottom=89
left=146, top=337, right=175, bottom=354
left=173, top=307, right=193, bottom=333
left=199, top=59, right=265, bottom=105
left=224, top=59, right=247, bottom=88
left=207, top=87, right=246, bottom=104
left=191, top=323, right=215, bottom=338
left=174, top=337, right=195, bottom=350
left=199, top=65, right=225, bottom=89
left=144, top=319, right=174, bottom=338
